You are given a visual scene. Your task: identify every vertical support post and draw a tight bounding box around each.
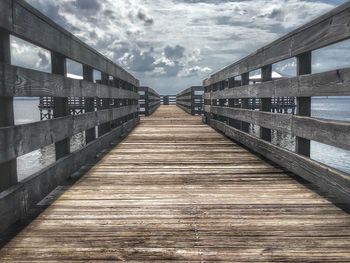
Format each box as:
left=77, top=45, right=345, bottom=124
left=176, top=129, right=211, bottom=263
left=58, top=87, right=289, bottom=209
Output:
left=240, top=73, right=250, bottom=133
left=227, top=78, right=235, bottom=127
left=191, top=87, right=195, bottom=115
left=98, top=73, right=111, bottom=136
left=0, top=31, right=18, bottom=191
left=260, top=65, right=272, bottom=142
left=296, top=52, right=312, bottom=157
left=52, top=52, right=70, bottom=160
left=145, top=88, right=149, bottom=116
left=218, top=86, right=226, bottom=122
left=83, top=65, right=96, bottom=144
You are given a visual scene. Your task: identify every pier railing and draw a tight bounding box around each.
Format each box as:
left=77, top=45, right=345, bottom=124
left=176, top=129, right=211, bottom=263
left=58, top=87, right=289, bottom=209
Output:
left=161, top=95, right=176, bottom=105
left=203, top=2, right=350, bottom=204
left=138, top=87, right=160, bottom=116
left=0, top=0, right=139, bottom=232
left=176, top=86, right=204, bottom=115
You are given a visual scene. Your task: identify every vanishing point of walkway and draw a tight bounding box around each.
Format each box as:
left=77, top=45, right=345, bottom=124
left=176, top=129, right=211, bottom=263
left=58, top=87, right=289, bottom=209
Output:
left=0, top=105, right=349, bottom=262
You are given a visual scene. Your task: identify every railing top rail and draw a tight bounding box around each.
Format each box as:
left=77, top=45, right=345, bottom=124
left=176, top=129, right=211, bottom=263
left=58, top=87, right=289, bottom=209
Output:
left=206, top=1, right=350, bottom=85
left=138, top=86, right=160, bottom=97
left=177, top=86, right=203, bottom=97
left=0, top=0, right=138, bottom=86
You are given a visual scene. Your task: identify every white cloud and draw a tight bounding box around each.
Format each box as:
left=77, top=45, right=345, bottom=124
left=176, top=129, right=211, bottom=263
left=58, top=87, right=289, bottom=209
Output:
left=21, top=0, right=344, bottom=93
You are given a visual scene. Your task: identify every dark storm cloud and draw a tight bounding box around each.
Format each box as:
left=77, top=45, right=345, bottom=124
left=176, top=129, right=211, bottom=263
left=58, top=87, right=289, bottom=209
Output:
left=75, top=0, right=101, bottom=11
left=37, top=51, right=50, bottom=69
left=128, top=49, right=156, bottom=72
left=137, top=9, right=154, bottom=26
left=164, top=45, right=186, bottom=60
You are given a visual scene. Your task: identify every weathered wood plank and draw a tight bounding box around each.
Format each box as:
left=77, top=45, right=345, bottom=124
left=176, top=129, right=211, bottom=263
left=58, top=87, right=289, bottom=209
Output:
left=209, top=106, right=350, bottom=151
left=0, top=31, right=17, bottom=191
left=83, top=65, right=96, bottom=144
left=0, top=105, right=138, bottom=163
left=0, top=117, right=138, bottom=234
left=177, top=86, right=204, bottom=115
left=240, top=72, right=250, bottom=133
left=138, top=86, right=160, bottom=116
left=208, top=2, right=350, bottom=84
left=51, top=52, right=70, bottom=160
left=296, top=51, right=312, bottom=157
left=208, top=68, right=350, bottom=99
left=0, top=63, right=139, bottom=99
left=260, top=65, right=272, bottom=142
left=177, top=101, right=192, bottom=107
left=0, top=0, right=12, bottom=31
left=1, top=106, right=349, bottom=262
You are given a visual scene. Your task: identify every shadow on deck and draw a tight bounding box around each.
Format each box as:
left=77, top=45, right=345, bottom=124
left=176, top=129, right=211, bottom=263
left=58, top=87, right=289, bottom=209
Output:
left=0, top=105, right=349, bottom=262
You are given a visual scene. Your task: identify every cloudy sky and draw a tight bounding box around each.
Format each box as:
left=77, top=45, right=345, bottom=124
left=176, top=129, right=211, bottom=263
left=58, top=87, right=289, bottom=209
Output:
left=12, top=0, right=349, bottom=94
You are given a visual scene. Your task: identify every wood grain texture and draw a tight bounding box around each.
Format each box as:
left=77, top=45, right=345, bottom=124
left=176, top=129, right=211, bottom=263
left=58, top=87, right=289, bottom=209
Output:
left=208, top=106, right=350, bottom=151
left=0, top=118, right=139, bottom=234
left=0, top=0, right=12, bottom=31
left=138, top=87, right=160, bottom=116
left=0, top=63, right=139, bottom=99
left=207, top=68, right=350, bottom=99
left=177, top=86, right=204, bottom=115
left=1, top=105, right=349, bottom=262
left=0, top=105, right=138, bottom=163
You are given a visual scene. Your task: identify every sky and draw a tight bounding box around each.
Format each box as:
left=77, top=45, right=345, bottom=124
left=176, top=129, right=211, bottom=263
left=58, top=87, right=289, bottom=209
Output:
left=11, top=0, right=349, bottom=94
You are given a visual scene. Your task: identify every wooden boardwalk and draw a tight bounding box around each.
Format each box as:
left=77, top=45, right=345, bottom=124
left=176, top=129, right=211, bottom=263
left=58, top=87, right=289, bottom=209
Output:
left=0, top=105, right=349, bottom=262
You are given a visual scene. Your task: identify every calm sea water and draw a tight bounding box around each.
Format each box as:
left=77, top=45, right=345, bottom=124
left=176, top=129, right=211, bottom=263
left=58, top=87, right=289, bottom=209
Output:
left=14, top=99, right=85, bottom=181
left=14, top=98, right=350, bottom=181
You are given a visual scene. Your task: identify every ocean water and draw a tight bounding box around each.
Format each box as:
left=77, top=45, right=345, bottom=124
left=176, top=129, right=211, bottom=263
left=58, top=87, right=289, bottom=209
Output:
left=13, top=98, right=350, bottom=181
left=311, top=98, right=350, bottom=174
left=251, top=97, right=350, bottom=174
left=14, top=99, right=85, bottom=181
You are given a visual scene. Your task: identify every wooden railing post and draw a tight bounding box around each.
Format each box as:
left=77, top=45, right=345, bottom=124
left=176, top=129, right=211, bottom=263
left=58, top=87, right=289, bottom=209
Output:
left=240, top=73, right=250, bottom=133
left=98, top=73, right=111, bottom=136
left=260, top=65, right=272, bottom=142
left=145, top=88, right=150, bottom=116
left=83, top=65, right=96, bottom=144
left=0, top=30, right=18, bottom=191
left=228, top=77, right=235, bottom=125
left=52, top=52, right=70, bottom=160
left=191, top=87, right=195, bottom=115
left=296, top=52, right=312, bottom=157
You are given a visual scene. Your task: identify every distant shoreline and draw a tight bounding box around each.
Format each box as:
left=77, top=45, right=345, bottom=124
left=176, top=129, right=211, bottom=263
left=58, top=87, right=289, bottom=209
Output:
left=14, top=97, right=39, bottom=100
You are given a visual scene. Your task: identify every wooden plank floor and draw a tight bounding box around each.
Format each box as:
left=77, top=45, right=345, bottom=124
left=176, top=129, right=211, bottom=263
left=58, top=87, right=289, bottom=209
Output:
left=1, top=105, right=350, bottom=262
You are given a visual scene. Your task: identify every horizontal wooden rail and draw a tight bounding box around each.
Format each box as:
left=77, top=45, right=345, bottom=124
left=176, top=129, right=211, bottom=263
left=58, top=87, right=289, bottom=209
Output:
left=203, top=3, right=350, bottom=205
left=138, top=86, right=160, bottom=116
left=0, top=0, right=138, bottom=86
left=0, top=105, right=137, bottom=163
left=205, top=68, right=350, bottom=99
left=0, top=118, right=138, bottom=234
left=207, top=1, right=350, bottom=85
left=176, top=86, right=204, bottom=115
left=0, top=63, right=139, bottom=99
left=208, top=105, right=350, bottom=151
left=161, top=95, right=176, bottom=105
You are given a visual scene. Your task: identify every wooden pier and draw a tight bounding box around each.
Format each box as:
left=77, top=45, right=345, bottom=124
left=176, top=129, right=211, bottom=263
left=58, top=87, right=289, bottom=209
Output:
left=1, top=0, right=350, bottom=261
left=1, top=105, right=349, bottom=261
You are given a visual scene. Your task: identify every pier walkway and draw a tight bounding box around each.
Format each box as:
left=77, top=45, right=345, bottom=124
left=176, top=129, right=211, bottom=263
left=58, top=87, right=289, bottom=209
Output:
left=1, top=106, right=349, bottom=262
